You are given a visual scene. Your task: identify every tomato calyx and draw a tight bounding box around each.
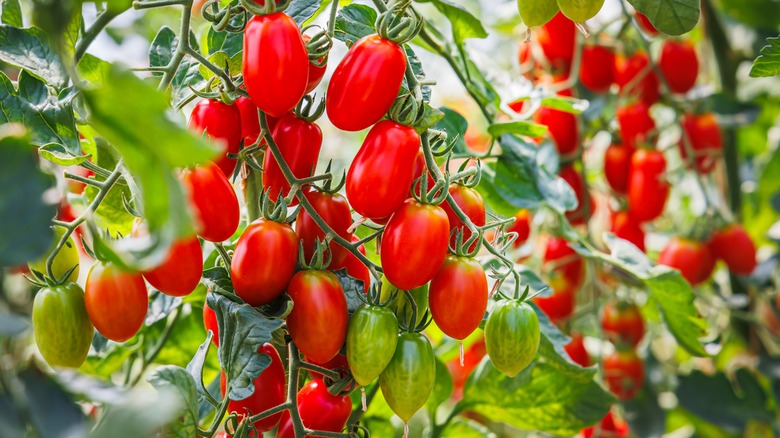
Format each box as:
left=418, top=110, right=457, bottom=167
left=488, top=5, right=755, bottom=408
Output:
left=398, top=289, right=433, bottom=334
left=411, top=169, right=449, bottom=206
left=376, top=1, right=423, bottom=45
left=239, top=0, right=291, bottom=16
left=298, top=238, right=333, bottom=270
left=293, top=94, right=326, bottom=123
left=258, top=188, right=294, bottom=223
left=302, top=24, right=332, bottom=67
left=388, top=92, right=425, bottom=126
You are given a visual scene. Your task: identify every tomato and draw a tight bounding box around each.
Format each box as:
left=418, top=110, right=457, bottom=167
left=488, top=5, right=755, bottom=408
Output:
left=85, top=262, right=148, bottom=342
left=346, top=121, right=420, bottom=220
left=379, top=332, right=436, bottom=422
left=579, top=45, right=615, bottom=93
left=635, top=12, right=659, bottom=36
left=231, top=218, right=299, bottom=307
left=658, top=237, right=712, bottom=285
left=601, top=301, right=644, bottom=348
left=533, top=289, right=575, bottom=324
left=181, top=163, right=240, bottom=243
left=142, top=236, right=202, bottom=297
left=220, top=343, right=286, bottom=433
left=627, top=149, right=668, bottom=223
left=33, top=282, right=93, bottom=368
left=604, top=143, right=635, bottom=194
left=344, top=238, right=371, bottom=292
left=448, top=338, right=486, bottom=399
left=28, top=226, right=80, bottom=283
left=616, top=101, right=655, bottom=149
left=484, top=300, right=540, bottom=377
left=277, top=379, right=352, bottom=438
left=679, top=112, right=722, bottom=174
left=559, top=165, right=591, bottom=225
left=508, top=209, right=532, bottom=248
left=380, top=277, right=430, bottom=327
left=381, top=199, right=450, bottom=290
left=326, top=34, right=406, bottom=131
left=303, top=35, right=327, bottom=94
left=189, top=99, right=242, bottom=178
left=243, top=12, right=308, bottom=118
left=304, top=354, right=349, bottom=380
left=611, top=210, right=645, bottom=252
left=203, top=295, right=219, bottom=346
left=615, top=51, right=660, bottom=107
left=564, top=333, right=590, bottom=367
left=659, top=40, right=698, bottom=94
left=581, top=410, right=630, bottom=438
left=709, top=223, right=757, bottom=276
left=346, top=304, right=399, bottom=386
left=263, top=112, right=322, bottom=204
left=440, top=184, right=486, bottom=247
left=534, top=104, right=580, bottom=157
left=544, top=236, right=584, bottom=293
left=286, top=270, right=348, bottom=363
left=603, top=349, right=644, bottom=400
left=296, top=188, right=352, bottom=270
left=429, top=255, right=488, bottom=340
left=537, top=12, right=576, bottom=70
left=235, top=96, right=279, bottom=146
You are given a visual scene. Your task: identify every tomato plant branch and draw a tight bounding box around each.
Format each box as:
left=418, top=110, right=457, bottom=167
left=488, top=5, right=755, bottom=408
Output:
left=74, top=9, right=121, bottom=64
left=326, top=0, right=339, bottom=37
left=198, top=395, right=231, bottom=438
left=158, top=1, right=194, bottom=93
left=297, top=361, right=342, bottom=381
left=184, top=46, right=238, bottom=91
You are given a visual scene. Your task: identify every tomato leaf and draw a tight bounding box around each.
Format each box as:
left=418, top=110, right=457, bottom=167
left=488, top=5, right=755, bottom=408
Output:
left=0, top=24, right=68, bottom=89
left=333, top=3, right=377, bottom=47
left=288, top=0, right=323, bottom=24
left=17, top=365, right=88, bottom=437
left=78, top=53, right=111, bottom=84
left=148, top=366, right=199, bottom=438
left=417, top=0, right=488, bottom=44
left=334, top=269, right=366, bottom=313
left=433, top=107, right=469, bottom=155
left=80, top=338, right=144, bottom=378
left=89, top=387, right=185, bottom=438
left=82, top=137, right=135, bottom=237
left=206, top=12, right=243, bottom=57
left=627, top=0, right=699, bottom=36
left=512, top=95, right=589, bottom=114
left=149, top=26, right=204, bottom=106
left=1, top=0, right=22, bottom=27
left=441, top=418, right=493, bottom=438
left=488, top=121, right=548, bottom=138
left=750, top=35, right=780, bottom=78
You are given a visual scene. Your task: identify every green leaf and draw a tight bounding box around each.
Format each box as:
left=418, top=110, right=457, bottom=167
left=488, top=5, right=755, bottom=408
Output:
left=418, top=0, right=488, bottom=44
left=333, top=3, right=377, bottom=46
left=89, top=389, right=184, bottom=438
left=80, top=338, right=143, bottom=378
left=288, top=0, right=323, bottom=24
left=750, top=35, right=780, bottom=78
left=82, top=138, right=135, bottom=237
left=1, top=0, right=22, bottom=27
left=78, top=53, right=111, bottom=84
left=488, top=121, right=548, bottom=138
left=0, top=25, right=68, bottom=89
left=38, top=144, right=89, bottom=166
left=627, top=0, right=699, bottom=36
left=0, top=393, right=25, bottom=437
left=426, top=358, right=454, bottom=413
left=415, top=104, right=445, bottom=133
left=148, top=366, right=199, bottom=438
left=199, top=51, right=240, bottom=80
left=19, top=365, right=89, bottom=437
left=441, top=418, right=493, bottom=438
left=334, top=269, right=366, bottom=313
left=206, top=19, right=243, bottom=57
left=513, top=95, right=589, bottom=114
left=433, top=107, right=468, bottom=154
left=149, top=26, right=204, bottom=105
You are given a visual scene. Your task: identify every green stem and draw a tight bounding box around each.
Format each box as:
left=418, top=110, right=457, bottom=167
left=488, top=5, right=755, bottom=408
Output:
left=158, top=0, right=194, bottom=92
left=297, top=361, right=342, bottom=381
left=199, top=392, right=231, bottom=437
left=326, top=0, right=339, bottom=37
left=133, top=0, right=187, bottom=9
left=185, top=46, right=238, bottom=91
left=74, top=10, right=120, bottom=64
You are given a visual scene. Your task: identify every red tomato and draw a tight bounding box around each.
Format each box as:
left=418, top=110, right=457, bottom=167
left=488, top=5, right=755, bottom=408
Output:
left=581, top=410, right=630, bottom=438
left=304, top=354, right=350, bottom=380
left=220, top=343, right=286, bottom=433
left=616, top=101, right=655, bottom=149
left=635, top=12, right=659, bottom=36
left=263, top=112, right=322, bottom=205
left=533, top=289, right=575, bottom=324
left=615, top=51, right=660, bottom=107
left=302, top=35, right=327, bottom=94
left=277, top=379, right=352, bottom=438
left=601, top=301, right=645, bottom=348
left=534, top=103, right=580, bottom=157
left=203, top=295, right=219, bottom=346
left=286, top=270, right=348, bottom=363
left=142, top=236, right=202, bottom=297
left=603, top=349, right=645, bottom=400
left=243, top=13, right=309, bottom=117
left=604, top=143, right=635, bottom=194
left=231, top=219, right=299, bottom=307
left=346, top=121, right=420, bottom=220
left=537, top=12, right=576, bottom=70
left=611, top=210, right=645, bottom=252
left=381, top=199, right=450, bottom=291
left=296, top=188, right=352, bottom=270
left=658, top=237, right=712, bottom=285
left=559, top=165, right=591, bottom=225
left=440, top=184, right=486, bottom=247
left=659, top=40, right=698, bottom=94
left=327, top=34, right=406, bottom=131
left=579, top=45, right=615, bottom=93
left=627, top=149, right=668, bottom=223
left=544, top=236, right=584, bottom=292
left=429, top=255, right=488, bottom=340
left=85, top=262, right=148, bottom=342
left=181, top=163, right=240, bottom=243
left=343, top=238, right=371, bottom=293
left=508, top=209, right=532, bottom=248
left=564, top=333, right=591, bottom=367
left=679, top=112, right=722, bottom=174
left=189, top=99, right=242, bottom=178
left=448, top=337, right=486, bottom=400
left=235, top=97, right=279, bottom=146
left=709, top=223, right=757, bottom=276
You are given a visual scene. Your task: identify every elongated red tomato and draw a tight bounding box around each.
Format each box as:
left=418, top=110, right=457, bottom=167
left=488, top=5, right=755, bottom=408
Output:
left=601, top=301, right=645, bottom=348
left=616, top=101, right=655, bottom=149
left=533, top=289, right=575, bottom=324
left=277, top=379, right=352, bottom=438
left=142, top=235, right=202, bottom=297
left=235, top=97, right=279, bottom=146
left=231, top=219, right=299, bottom=307
left=327, top=34, right=406, bottom=131
left=344, top=237, right=371, bottom=292
left=709, top=223, right=757, bottom=275
left=534, top=104, right=580, bottom=157
left=537, top=236, right=582, bottom=323
left=604, top=350, right=645, bottom=400
left=509, top=209, right=532, bottom=248
left=537, top=12, right=576, bottom=69
left=296, top=188, right=352, bottom=270
left=580, top=45, right=615, bottom=93
left=581, top=410, right=631, bottom=438
left=604, top=143, right=635, bottom=194
left=346, top=121, right=420, bottom=220
left=611, top=210, right=645, bottom=252
left=659, top=40, right=698, bottom=94
left=627, top=149, right=668, bottom=223
left=181, top=163, right=240, bottom=243
left=564, top=333, right=590, bottom=367
left=679, top=112, right=722, bottom=174
left=440, top=184, right=486, bottom=246
left=615, top=51, right=659, bottom=107
left=658, top=237, right=712, bottom=285
left=243, top=13, right=308, bottom=117
left=429, top=255, right=488, bottom=340
left=286, top=270, right=348, bottom=363
left=263, top=112, right=322, bottom=204
left=635, top=12, right=659, bottom=36
left=189, top=99, right=242, bottom=178
left=560, top=165, right=591, bottom=225
left=85, top=262, right=148, bottom=342
left=381, top=199, right=450, bottom=290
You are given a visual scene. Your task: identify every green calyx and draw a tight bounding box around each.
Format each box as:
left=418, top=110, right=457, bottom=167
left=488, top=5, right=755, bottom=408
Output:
left=303, top=25, right=332, bottom=67
left=298, top=238, right=332, bottom=271
left=294, top=94, right=326, bottom=123
left=388, top=92, right=424, bottom=127
left=376, top=0, right=424, bottom=45
left=239, top=0, right=292, bottom=16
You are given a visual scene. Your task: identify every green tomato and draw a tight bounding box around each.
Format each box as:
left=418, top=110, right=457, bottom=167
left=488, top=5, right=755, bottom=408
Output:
left=33, top=282, right=94, bottom=368
left=379, top=332, right=435, bottom=422
left=28, top=227, right=80, bottom=283
left=556, top=0, right=605, bottom=23
left=518, top=0, right=559, bottom=27
left=346, top=304, right=399, bottom=386
left=484, top=300, right=540, bottom=377
left=380, top=276, right=429, bottom=327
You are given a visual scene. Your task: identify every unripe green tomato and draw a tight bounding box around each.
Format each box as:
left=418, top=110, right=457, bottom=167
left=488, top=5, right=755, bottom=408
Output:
left=380, top=276, right=429, bottom=327
left=484, top=300, right=540, bottom=377
left=518, top=0, right=560, bottom=27
left=33, top=282, right=94, bottom=368
left=556, top=0, right=605, bottom=23
left=379, top=332, right=435, bottom=422
left=346, top=304, right=399, bottom=386
left=28, top=227, right=80, bottom=283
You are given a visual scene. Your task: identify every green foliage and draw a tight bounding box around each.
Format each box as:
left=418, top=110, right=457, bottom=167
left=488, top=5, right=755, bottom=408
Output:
left=148, top=366, right=199, bottom=437
left=628, top=0, right=700, bottom=35
left=417, top=0, right=488, bottom=45
left=750, top=36, right=780, bottom=78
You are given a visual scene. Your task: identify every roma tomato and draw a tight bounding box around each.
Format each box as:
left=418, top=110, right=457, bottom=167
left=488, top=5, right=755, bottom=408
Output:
left=560, top=165, right=591, bottom=225
left=534, top=104, right=580, bottom=157
left=544, top=236, right=584, bottom=293
left=564, top=333, right=591, bottom=367
left=604, top=143, right=635, bottom=194
left=508, top=209, right=532, bottom=248
left=603, top=349, right=645, bottom=400
left=484, top=300, right=540, bottom=377
left=379, top=332, right=436, bottom=423
left=616, top=101, right=655, bottom=149
left=440, top=184, right=486, bottom=246
left=611, top=210, right=645, bottom=252
left=635, top=12, right=659, bottom=36
left=344, top=237, right=371, bottom=292
left=601, top=301, right=645, bottom=348
left=627, top=149, right=669, bottom=223
left=327, top=34, right=406, bottom=131
left=263, top=112, right=322, bottom=204
left=181, top=163, right=240, bottom=243
left=346, top=304, right=399, bottom=386
left=346, top=121, right=420, bottom=220
left=142, top=236, right=202, bottom=297
left=658, top=237, right=712, bottom=285
left=28, top=226, right=80, bottom=283
left=709, top=223, right=757, bottom=276
left=537, top=12, right=576, bottom=69
left=220, top=343, right=286, bottom=433
left=231, top=219, right=299, bottom=307
left=581, top=410, right=630, bottom=438
left=296, top=188, right=352, bottom=270
left=33, top=282, right=93, bottom=368
left=85, top=262, right=148, bottom=342
left=381, top=199, right=450, bottom=291
left=615, top=51, right=660, bottom=107
left=533, top=289, right=575, bottom=324
left=243, top=12, right=308, bottom=117
left=659, top=40, right=698, bottom=94
left=679, top=112, right=722, bottom=174
left=189, top=99, right=242, bottom=177
left=277, top=379, right=352, bottom=438
left=580, top=45, right=615, bottom=93
left=429, top=255, right=488, bottom=340
left=286, top=270, right=348, bottom=363
left=235, top=97, right=279, bottom=146
left=203, top=295, right=219, bottom=346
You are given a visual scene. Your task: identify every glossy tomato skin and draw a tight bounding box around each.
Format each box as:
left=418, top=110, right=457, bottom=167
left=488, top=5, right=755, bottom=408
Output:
left=379, top=332, right=436, bottom=422
left=142, top=236, right=202, bottom=297
left=203, top=295, right=219, bottom=346
left=635, top=12, right=659, bottom=36
left=611, top=210, right=645, bottom=252
left=709, top=224, right=757, bottom=275
left=243, top=13, right=308, bottom=117
left=534, top=105, right=580, bottom=157
left=277, top=379, right=352, bottom=438
left=85, top=262, right=148, bottom=342
left=189, top=99, right=243, bottom=178
left=220, top=343, right=286, bottom=433
left=603, top=349, right=645, bottom=400
left=286, top=270, right=348, bottom=364
left=346, top=304, right=399, bottom=386
left=560, top=165, right=591, bottom=225
left=659, top=40, right=698, bottom=94
left=296, top=189, right=352, bottom=270
left=235, top=96, right=279, bottom=146
left=509, top=209, right=532, bottom=248
left=615, top=51, right=660, bottom=107
left=182, top=163, right=240, bottom=243
left=601, top=301, right=645, bottom=348
left=327, top=34, right=406, bottom=131
left=544, top=236, right=584, bottom=292
left=263, top=113, right=322, bottom=204
left=658, top=237, right=712, bottom=285
left=429, top=255, right=488, bottom=340
left=627, top=149, right=669, bottom=223
left=381, top=199, right=450, bottom=291
left=580, top=45, right=615, bottom=93
left=604, top=143, right=635, bottom=194
left=564, top=333, right=591, bottom=367
left=231, top=219, right=299, bottom=307
left=616, top=101, right=655, bottom=149
left=344, top=238, right=371, bottom=292
left=440, top=184, right=486, bottom=246
left=679, top=112, right=722, bottom=174
left=33, top=282, right=94, bottom=368
left=537, top=12, right=576, bottom=69
left=484, top=300, right=540, bottom=377
left=346, top=121, right=420, bottom=220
